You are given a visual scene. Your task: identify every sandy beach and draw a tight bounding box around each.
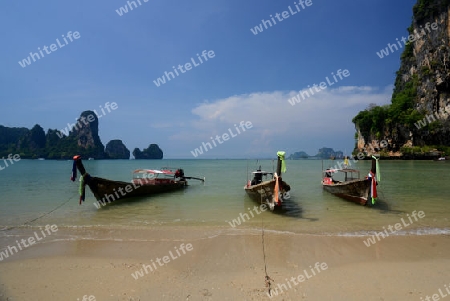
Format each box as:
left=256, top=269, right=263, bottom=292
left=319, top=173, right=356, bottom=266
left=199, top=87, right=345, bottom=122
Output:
left=1, top=227, right=449, bottom=301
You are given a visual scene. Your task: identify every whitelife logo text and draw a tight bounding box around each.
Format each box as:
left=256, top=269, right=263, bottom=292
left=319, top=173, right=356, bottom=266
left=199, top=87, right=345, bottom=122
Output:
left=18, top=31, right=81, bottom=68
left=363, top=210, right=425, bottom=247
left=287, top=69, right=350, bottom=106
left=376, top=22, right=438, bottom=59
left=190, top=121, right=253, bottom=158
left=0, top=225, right=58, bottom=261
left=250, top=0, right=313, bottom=35
left=56, top=102, right=118, bottom=138
left=131, top=243, right=193, bottom=280
left=153, top=50, right=215, bottom=87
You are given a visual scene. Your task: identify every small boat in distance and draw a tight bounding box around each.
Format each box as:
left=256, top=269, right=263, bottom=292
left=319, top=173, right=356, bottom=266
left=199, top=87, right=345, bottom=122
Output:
left=244, top=151, right=291, bottom=211
left=70, top=155, right=204, bottom=206
left=322, top=156, right=379, bottom=206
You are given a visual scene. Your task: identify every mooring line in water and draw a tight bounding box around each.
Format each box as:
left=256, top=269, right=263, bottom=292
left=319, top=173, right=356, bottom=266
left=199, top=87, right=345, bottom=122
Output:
left=260, top=195, right=274, bottom=295
left=1, top=193, right=78, bottom=231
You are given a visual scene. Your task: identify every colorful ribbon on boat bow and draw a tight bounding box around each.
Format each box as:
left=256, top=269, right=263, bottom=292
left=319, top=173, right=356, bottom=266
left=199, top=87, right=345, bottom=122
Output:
left=370, top=171, right=377, bottom=205
left=71, top=159, right=78, bottom=181
left=277, top=151, right=286, bottom=173
left=78, top=173, right=91, bottom=205
left=273, top=173, right=281, bottom=206
left=367, top=156, right=380, bottom=205
left=79, top=175, right=85, bottom=205
left=371, top=155, right=380, bottom=182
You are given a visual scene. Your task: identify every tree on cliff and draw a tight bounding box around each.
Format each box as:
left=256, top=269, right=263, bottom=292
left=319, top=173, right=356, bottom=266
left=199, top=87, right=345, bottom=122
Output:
left=106, top=140, right=130, bottom=159
left=352, top=0, right=450, bottom=157
left=0, top=111, right=162, bottom=160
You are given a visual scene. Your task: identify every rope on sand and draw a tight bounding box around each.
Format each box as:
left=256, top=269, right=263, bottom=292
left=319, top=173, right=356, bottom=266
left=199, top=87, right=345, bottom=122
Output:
left=1, top=193, right=77, bottom=231
left=260, top=194, right=274, bottom=296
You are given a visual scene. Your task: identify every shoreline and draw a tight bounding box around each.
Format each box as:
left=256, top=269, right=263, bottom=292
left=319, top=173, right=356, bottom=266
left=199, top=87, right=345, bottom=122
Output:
left=1, top=227, right=449, bottom=300
left=5, top=155, right=449, bottom=160
left=2, top=223, right=450, bottom=238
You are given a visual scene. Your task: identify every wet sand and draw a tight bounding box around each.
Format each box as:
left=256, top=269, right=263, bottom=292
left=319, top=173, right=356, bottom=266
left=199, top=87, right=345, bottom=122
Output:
left=0, top=227, right=449, bottom=300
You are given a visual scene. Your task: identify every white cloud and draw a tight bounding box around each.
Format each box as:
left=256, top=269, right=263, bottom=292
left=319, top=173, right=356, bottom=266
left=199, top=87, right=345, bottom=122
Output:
left=170, top=85, right=392, bottom=157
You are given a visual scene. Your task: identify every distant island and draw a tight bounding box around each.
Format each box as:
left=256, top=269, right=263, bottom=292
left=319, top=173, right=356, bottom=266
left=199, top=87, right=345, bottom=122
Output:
left=288, top=151, right=310, bottom=159
left=0, top=110, right=163, bottom=160
left=133, top=144, right=163, bottom=160
left=288, top=147, right=344, bottom=160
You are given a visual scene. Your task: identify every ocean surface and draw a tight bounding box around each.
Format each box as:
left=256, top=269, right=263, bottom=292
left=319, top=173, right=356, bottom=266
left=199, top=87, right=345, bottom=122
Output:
left=0, top=159, right=449, bottom=239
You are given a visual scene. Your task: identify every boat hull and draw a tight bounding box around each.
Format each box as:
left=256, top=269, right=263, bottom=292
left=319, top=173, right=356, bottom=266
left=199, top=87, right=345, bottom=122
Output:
left=322, top=179, right=371, bottom=206
left=86, top=176, right=187, bottom=203
left=244, top=178, right=290, bottom=210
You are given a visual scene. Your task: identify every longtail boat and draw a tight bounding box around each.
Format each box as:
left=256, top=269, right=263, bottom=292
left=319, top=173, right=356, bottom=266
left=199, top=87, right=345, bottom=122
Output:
left=321, top=156, right=380, bottom=206
left=244, top=151, right=291, bottom=211
left=70, top=155, right=204, bottom=206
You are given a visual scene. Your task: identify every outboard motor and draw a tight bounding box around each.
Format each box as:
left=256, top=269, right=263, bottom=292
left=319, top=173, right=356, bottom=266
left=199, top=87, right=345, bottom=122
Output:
left=251, top=167, right=263, bottom=185
left=175, top=169, right=185, bottom=179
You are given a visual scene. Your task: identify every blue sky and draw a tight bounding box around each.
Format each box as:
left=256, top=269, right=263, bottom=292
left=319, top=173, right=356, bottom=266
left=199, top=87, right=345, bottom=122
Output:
left=0, top=0, right=417, bottom=158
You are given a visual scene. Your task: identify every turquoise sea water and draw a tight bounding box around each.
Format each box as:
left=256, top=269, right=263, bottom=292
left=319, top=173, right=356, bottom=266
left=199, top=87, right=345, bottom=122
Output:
left=0, top=159, right=449, bottom=237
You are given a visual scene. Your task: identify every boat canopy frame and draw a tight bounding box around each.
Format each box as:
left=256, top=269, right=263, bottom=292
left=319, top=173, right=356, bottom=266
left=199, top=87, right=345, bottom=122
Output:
left=323, top=168, right=361, bottom=182
left=132, top=169, right=176, bottom=180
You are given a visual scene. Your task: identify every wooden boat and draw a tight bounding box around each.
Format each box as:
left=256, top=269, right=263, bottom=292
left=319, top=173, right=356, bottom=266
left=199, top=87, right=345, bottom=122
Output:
left=244, top=151, right=291, bottom=211
left=322, top=157, right=379, bottom=206
left=70, top=155, right=204, bottom=205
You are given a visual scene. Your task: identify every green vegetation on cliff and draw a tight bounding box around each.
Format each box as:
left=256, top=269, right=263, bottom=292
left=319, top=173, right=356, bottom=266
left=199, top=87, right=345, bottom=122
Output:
left=352, top=76, right=424, bottom=141
left=353, top=0, right=450, bottom=157
left=105, top=140, right=131, bottom=159
left=133, top=144, right=163, bottom=159
left=0, top=111, right=161, bottom=160
left=0, top=123, right=107, bottom=160
left=288, top=148, right=344, bottom=159
left=288, top=151, right=310, bottom=159
left=413, top=0, right=450, bottom=22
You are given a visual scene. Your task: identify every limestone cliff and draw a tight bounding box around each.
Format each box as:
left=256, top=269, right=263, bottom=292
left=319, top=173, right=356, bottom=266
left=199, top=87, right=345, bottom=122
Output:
left=353, top=0, right=450, bottom=158
left=0, top=125, right=46, bottom=159
left=68, top=110, right=107, bottom=159
left=105, top=140, right=130, bottom=159
left=0, top=111, right=163, bottom=160
left=133, top=144, right=163, bottom=159
left=0, top=111, right=107, bottom=159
